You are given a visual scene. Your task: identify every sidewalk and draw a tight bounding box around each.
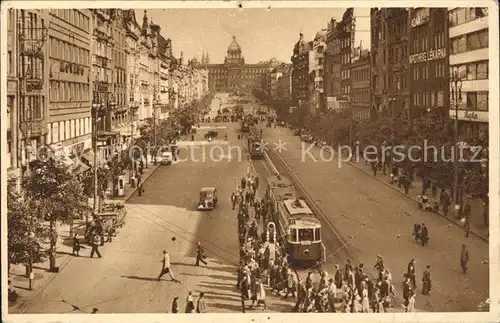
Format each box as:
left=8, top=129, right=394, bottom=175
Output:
left=8, top=162, right=161, bottom=312
left=346, top=158, right=489, bottom=242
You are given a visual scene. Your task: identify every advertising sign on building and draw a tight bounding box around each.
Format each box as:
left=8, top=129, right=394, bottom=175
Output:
left=411, top=8, right=430, bottom=28
left=409, top=48, right=446, bottom=64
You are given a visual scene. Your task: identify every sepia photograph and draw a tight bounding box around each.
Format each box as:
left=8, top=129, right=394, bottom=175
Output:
left=1, top=1, right=498, bottom=320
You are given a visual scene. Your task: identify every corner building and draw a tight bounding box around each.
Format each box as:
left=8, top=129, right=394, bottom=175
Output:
left=206, top=36, right=272, bottom=92
left=448, top=7, right=489, bottom=138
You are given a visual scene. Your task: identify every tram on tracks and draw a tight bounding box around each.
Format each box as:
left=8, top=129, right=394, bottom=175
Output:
left=248, top=135, right=264, bottom=159
left=265, top=174, right=324, bottom=266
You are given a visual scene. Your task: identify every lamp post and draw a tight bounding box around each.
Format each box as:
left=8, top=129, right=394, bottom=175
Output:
left=450, top=71, right=463, bottom=216
left=92, top=93, right=105, bottom=214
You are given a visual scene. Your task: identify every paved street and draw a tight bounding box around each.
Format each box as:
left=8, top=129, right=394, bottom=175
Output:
left=12, top=95, right=292, bottom=314
left=261, top=125, right=489, bottom=312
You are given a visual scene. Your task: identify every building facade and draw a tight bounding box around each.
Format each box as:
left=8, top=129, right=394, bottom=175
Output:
left=309, top=30, right=327, bottom=115
left=350, top=48, right=372, bottom=120
left=291, top=33, right=313, bottom=111
left=409, top=8, right=449, bottom=119
left=325, top=18, right=342, bottom=110
left=448, top=7, right=489, bottom=138
left=270, top=63, right=292, bottom=98
left=206, top=36, right=272, bottom=93
left=371, top=8, right=409, bottom=119
left=277, top=65, right=292, bottom=100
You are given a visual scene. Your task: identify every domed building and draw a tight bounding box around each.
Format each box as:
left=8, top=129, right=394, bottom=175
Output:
left=204, top=36, right=280, bottom=92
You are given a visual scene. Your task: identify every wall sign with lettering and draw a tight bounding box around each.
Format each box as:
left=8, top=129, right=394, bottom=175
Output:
left=409, top=48, right=447, bottom=64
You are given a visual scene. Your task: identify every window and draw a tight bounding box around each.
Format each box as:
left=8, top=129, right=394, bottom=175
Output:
left=467, top=92, right=477, bottom=110
left=53, top=122, right=59, bottom=142
left=76, top=118, right=80, bottom=136
left=437, top=91, right=444, bottom=107
left=290, top=228, right=297, bottom=242
left=314, top=228, right=321, bottom=242
left=477, top=61, right=488, bottom=79
left=59, top=121, right=65, bottom=141
left=467, top=63, right=477, bottom=80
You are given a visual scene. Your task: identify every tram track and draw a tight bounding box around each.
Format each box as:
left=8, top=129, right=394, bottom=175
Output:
left=262, top=145, right=405, bottom=310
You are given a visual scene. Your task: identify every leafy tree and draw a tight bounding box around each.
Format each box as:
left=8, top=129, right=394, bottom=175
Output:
left=7, top=178, right=50, bottom=274
left=22, top=158, right=90, bottom=270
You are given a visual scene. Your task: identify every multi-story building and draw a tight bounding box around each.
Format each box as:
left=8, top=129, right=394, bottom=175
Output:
left=123, top=9, right=142, bottom=139
left=11, top=10, right=50, bottom=179
left=137, top=11, right=154, bottom=121
left=277, top=65, right=292, bottom=100
left=448, top=7, right=489, bottom=138
left=206, top=36, right=273, bottom=93
left=350, top=47, right=371, bottom=120
left=409, top=8, right=449, bottom=119
left=371, top=8, right=410, bottom=119
left=291, top=33, right=313, bottom=112
left=110, top=9, right=129, bottom=139
left=6, top=8, right=21, bottom=183
left=270, top=63, right=292, bottom=98
left=47, top=9, right=92, bottom=162
left=157, top=35, right=173, bottom=119
left=325, top=18, right=341, bottom=110
left=309, top=30, right=327, bottom=114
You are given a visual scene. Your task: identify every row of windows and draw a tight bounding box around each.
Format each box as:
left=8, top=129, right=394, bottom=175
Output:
left=450, top=61, right=488, bottom=80
left=389, top=74, right=409, bottom=91
left=342, top=85, right=351, bottom=95
left=20, top=95, right=45, bottom=121
left=411, top=32, right=445, bottom=53
left=51, top=9, right=90, bottom=32
left=451, top=29, right=488, bottom=54
left=114, top=48, right=126, bottom=69
left=448, top=8, right=488, bottom=27
left=389, top=45, right=409, bottom=64
left=49, top=81, right=90, bottom=102
left=352, top=67, right=369, bottom=81
left=47, top=117, right=92, bottom=145
left=341, top=69, right=350, bottom=80
left=50, top=37, right=90, bottom=66
left=412, top=62, right=446, bottom=80
left=412, top=91, right=444, bottom=107
left=351, top=89, right=370, bottom=102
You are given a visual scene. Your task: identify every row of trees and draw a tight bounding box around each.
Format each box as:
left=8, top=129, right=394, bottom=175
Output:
left=8, top=157, right=91, bottom=274
left=259, top=93, right=488, bottom=207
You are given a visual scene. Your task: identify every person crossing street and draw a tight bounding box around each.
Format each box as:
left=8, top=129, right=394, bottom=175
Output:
left=195, top=242, right=208, bottom=266
left=158, top=250, right=180, bottom=283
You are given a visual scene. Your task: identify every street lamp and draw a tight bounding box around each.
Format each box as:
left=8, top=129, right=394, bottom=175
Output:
left=450, top=70, right=463, bottom=216
left=92, top=94, right=105, bottom=214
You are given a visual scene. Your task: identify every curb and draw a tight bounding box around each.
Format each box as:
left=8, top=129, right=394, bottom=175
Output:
left=346, top=161, right=488, bottom=243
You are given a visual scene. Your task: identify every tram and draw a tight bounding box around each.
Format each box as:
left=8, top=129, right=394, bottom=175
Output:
left=265, top=174, right=324, bottom=265
left=248, top=135, right=264, bottom=159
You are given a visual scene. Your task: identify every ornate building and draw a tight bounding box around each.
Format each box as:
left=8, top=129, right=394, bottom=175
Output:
left=205, top=36, right=272, bottom=92
left=291, top=33, right=313, bottom=111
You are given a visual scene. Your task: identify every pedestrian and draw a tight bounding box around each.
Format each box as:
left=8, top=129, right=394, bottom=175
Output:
left=419, top=223, right=429, bottom=246
left=441, top=190, right=451, bottom=215
left=138, top=182, right=144, bottom=196
left=403, top=176, right=410, bottom=195
left=72, top=234, right=81, bottom=256
left=284, top=268, right=296, bottom=299
left=89, top=234, right=102, bottom=258
left=371, top=160, right=378, bottom=176
left=256, top=278, right=267, bottom=309
left=185, top=291, right=195, bottom=313
left=360, top=281, right=369, bottom=313
left=196, top=292, right=206, bottom=313
left=344, top=259, right=353, bottom=281
left=374, top=254, right=384, bottom=272
left=195, top=242, right=208, bottom=266
left=231, top=192, right=237, bottom=210
left=460, top=244, right=469, bottom=274
left=172, top=296, right=179, bottom=313
left=241, top=177, right=246, bottom=190
left=407, top=258, right=417, bottom=288
left=91, top=308, right=98, bottom=314
left=421, top=265, right=431, bottom=295
left=293, top=279, right=307, bottom=312
left=334, top=264, right=343, bottom=289
left=157, top=250, right=180, bottom=282
left=402, top=276, right=413, bottom=312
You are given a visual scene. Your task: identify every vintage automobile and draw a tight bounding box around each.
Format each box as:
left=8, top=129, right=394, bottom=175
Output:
left=198, top=187, right=218, bottom=210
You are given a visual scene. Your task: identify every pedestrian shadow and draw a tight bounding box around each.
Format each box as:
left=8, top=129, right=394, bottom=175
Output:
left=197, top=283, right=236, bottom=293
left=208, top=302, right=244, bottom=312
left=206, top=295, right=240, bottom=303
left=121, top=275, right=160, bottom=282
left=180, top=273, right=234, bottom=281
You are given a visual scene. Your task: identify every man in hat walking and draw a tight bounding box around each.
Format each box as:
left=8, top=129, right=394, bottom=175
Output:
left=158, top=250, right=180, bottom=283
left=460, top=244, right=469, bottom=274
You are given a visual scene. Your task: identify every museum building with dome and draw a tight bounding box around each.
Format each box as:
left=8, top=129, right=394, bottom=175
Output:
left=203, top=36, right=279, bottom=92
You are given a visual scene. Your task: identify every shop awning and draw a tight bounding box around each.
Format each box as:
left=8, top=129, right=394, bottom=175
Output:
left=73, top=162, right=91, bottom=175
left=82, top=149, right=95, bottom=167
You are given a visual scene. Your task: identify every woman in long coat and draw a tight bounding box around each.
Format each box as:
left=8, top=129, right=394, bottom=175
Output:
left=361, top=281, right=370, bottom=313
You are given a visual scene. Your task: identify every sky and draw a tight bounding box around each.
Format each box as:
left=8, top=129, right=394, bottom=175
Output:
left=134, top=8, right=371, bottom=64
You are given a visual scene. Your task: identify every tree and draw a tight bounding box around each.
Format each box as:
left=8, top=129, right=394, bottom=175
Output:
left=7, top=178, right=50, bottom=275
left=22, top=158, right=90, bottom=270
